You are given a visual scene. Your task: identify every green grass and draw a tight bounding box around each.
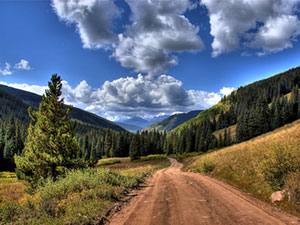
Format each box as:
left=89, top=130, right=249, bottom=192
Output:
left=0, top=172, right=18, bottom=184
left=96, top=158, right=122, bottom=166
left=138, top=154, right=167, bottom=162
left=0, top=158, right=170, bottom=225
left=169, top=152, right=203, bottom=162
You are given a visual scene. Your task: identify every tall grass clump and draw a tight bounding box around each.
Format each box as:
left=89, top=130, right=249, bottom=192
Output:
left=190, top=119, right=300, bottom=216
left=139, top=154, right=167, bottom=162
left=0, top=166, right=156, bottom=225
left=97, top=159, right=121, bottom=166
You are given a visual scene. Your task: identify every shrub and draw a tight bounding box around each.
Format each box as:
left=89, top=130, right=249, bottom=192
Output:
left=197, top=158, right=215, bottom=173
left=97, top=159, right=121, bottom=166
left=286, top=170, right=300, bottom=209
left=139, top=155, right=167, bottom=162
left=0, top=201, right=22, bottom=223
left=258, top=144, right=299, bottom=190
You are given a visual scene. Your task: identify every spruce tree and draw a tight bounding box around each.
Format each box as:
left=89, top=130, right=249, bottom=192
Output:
left=104, top=128, right=112, bottom=157
left=95, top=138, right=102, bottom=160
left=129, top=135, right=140, bottom=161
left=15, top=74, right=83, bottom=189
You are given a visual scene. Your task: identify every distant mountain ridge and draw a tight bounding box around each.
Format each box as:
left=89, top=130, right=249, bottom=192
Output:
left=116, top=122, right=142, bottom=133
left=144, top=110, right=202, bottom=132
left=0, top=84, right=124, bottom=131
left=117, top=115, right=170, bottom=128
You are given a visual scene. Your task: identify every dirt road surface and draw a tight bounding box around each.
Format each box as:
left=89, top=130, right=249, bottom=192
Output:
left=108, top=158, right=299, bottom=225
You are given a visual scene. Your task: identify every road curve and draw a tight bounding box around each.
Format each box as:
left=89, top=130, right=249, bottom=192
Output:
left=108, top=158, right=299, bottom=225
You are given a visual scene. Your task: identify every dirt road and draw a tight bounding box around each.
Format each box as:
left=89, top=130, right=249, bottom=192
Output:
left=108, top=158, right=299, bottom=225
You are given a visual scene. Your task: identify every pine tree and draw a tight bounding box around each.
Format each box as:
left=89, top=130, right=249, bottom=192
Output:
left=0, top=123, right=4, bottom=170
left=104, top=129, right=112, bottom=157
left=4, top=115, right=17, bottom=169
left=14, top=74, right=84, bottom=189
left=129, top=135, right=140, bottom=161
left=95, top=138, right=102, bottom=160
left=83, top=135, right=91, bottom=160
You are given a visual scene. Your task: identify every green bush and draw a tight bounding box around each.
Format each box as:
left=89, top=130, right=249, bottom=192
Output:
left=0, top=201, right=22, bottom=224
left=139, top=155, right=167, bottom=162
left=197, top=158, right=215, bottom=173
left=97, top=159, right=121, bottom=166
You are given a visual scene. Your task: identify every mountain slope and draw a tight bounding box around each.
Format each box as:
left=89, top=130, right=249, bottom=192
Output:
left=116, top=122, right=142, bottom=133
left=188, top=118, right=300, bottom=217
left=0, top=84, right=124, bottom=131
left=172, top=66, right=300, bottom=136
left=144, top=110, right=202, bottom=132
left=118, top=115, right=170, bottom=128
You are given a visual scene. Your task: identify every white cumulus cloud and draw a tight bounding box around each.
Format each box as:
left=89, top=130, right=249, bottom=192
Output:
left=52, top=0, right=204, bottom=75
left=0, top=81, right=47, bottom=95
left=14, top=59, right=31, bottom=70
left=201, top=0, right=300, bottom=56
left=220, top=87, right=235, bottom=96
left=0, top=63, right=12, bottom=76
left=51, top=0, right=121, bottom=49
left=112, top=0, right=204, bottom=75
left=0, top=75, right=234, bottom=121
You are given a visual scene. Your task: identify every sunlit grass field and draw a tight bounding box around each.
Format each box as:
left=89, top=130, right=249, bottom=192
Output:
left=188, top=119, right=300, bottom=216
left=0, top=156, right=170, bottom=224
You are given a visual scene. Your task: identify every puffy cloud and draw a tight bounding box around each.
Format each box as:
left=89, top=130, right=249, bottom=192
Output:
left=14, top=59, right=31, bottom=70
left=0, top=63, right=12, bottom=76
left=248, top=15, right=300, bottom=55
left=112, top=0, right=204, bottom=74
left=60, top=74, right=228, bottom=120
left=51, top=0, right=121, bottom=49
left=202, top=0, right=300, bottom=56
left=52, top=0, right=204, bottom=74
left=220, top=87, right=235, bottom=96
left=1, top=75, right=234, bottom=120
left=0, top=81, right=47, bottom=95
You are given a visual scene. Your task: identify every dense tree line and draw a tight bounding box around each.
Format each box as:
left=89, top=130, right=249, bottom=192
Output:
left=167, top=67, right=300, bottom=154
left=0, top=115, right=26, bottom=171
left=77, top=128, right=166, bottom=161
left=236, top=86, right=300, bottom=142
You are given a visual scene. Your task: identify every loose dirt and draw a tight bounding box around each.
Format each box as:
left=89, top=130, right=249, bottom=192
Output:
left=108, top=158, right=299, bottom=225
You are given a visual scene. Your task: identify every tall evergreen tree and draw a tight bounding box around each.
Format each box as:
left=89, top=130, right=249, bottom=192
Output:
left=15, top=74, right=84, bottom=189
left=104, top=128, right=112, bottom=157
left=129, top=135, right=140, bottom=161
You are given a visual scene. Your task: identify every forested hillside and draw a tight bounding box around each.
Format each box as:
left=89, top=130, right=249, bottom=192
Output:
left=144, top=110, right=202, bottom=132
left=167, top=66, right=300, bottom=154
left=0, top=84, right=166, bottom=171
left=0, top=84, right=124, bottom=131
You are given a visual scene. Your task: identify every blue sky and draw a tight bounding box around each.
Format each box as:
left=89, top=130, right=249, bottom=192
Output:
left=0, top=0, right=300, bottom=121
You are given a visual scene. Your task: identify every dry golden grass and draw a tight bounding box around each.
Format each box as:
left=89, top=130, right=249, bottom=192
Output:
left=189, top=119, right=300, bottom=216
left=0, top=182, right=26, bottom=203
left=213, top=124, right=237, bottom=141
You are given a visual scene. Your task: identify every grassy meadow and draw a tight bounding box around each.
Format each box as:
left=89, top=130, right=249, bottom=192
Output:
left=188, top=119, right=300, bottom=216
left=0, top=156, right=170, bottom=225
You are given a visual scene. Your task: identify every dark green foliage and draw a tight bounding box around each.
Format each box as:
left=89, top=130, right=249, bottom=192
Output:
left=104, top=128, right=112, bottom=157
left=0, top=116, right=26, bottom=171
left=14, top=74, right=87, bottom=189
left=129, top=135, right=140, bottom=161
